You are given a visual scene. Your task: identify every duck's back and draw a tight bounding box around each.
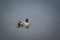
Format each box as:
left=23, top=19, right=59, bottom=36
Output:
left=21, top=21, right=29, bottom=27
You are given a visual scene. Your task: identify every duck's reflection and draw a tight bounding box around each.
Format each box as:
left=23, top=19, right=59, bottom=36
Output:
left=25, top=26, right=29, bottom=29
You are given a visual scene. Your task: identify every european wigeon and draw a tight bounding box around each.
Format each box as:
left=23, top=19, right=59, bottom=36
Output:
left=17, top=18, right=29, bottom=28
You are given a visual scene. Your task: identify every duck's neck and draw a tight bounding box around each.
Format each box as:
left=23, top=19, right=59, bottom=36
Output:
left=26, top=22, right=29, bottom=23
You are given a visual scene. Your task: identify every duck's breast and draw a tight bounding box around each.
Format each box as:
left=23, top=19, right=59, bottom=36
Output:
left=24, top=23, right=29, bottom=27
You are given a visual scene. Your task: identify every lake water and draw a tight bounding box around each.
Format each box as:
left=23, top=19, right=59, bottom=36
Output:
left=0, top=0, right=60, bottom=40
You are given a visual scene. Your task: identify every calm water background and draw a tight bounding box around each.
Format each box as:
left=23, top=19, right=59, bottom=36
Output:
left=0, top=0, right=60, bottom=40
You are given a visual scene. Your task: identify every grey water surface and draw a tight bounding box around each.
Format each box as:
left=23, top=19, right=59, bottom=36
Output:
left=0, top=0, right=60, bottom=40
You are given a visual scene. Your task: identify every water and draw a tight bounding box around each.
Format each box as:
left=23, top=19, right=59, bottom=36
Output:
left=0, top=0, right=60, bottom=40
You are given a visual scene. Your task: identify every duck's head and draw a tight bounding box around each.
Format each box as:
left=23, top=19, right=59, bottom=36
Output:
left=25, top=18, right=29, bottom=23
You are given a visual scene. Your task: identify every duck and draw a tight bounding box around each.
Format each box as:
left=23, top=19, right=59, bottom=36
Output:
left=17, top=18, right=29, bottom=28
